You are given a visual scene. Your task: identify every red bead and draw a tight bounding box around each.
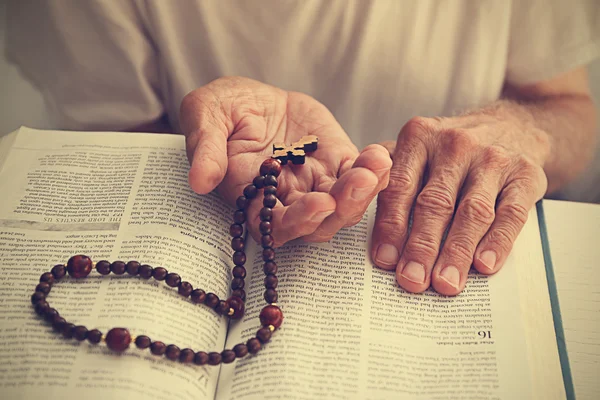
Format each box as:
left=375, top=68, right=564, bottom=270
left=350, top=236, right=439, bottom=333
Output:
left=222, top=350, right=236, bottom=363
left=259, top=221, right=272, bottom=234
left=178, top=281, right=193, bottom=297
left=191, top=289, right=206, bottom=304
left=165, top=273, right=181, bottom=287
left=126, top=261, right=141, bottom=275
left=39, top=272, right=55, bottom=285
left=150, top=341, right=166, bottom=355
left=259, top=207, right=273, bottom=221
left=259, top=305, right=283, bottom=329
left=253, top=175, right=265, bottom=189
left=36, top=282, right=51, bottom=295
left=152, top=267, right=167, bottom=280
left=67, top=255, right=93, bottom=278
left=256, top=327, right=272, bottom=343
left=231, top=289, right=246, bottom=301
left=135, top=335, right=151, bottom=349
left=260, top=158, right=282, bottom=177
left=215, top=300, right=230, bottom=315
left=110, top=261, right=126, bottom=275
left=243, top=184, right=258, bottom=199
left=263, top=194, right=277, bottom=208
left=263, top=261, right=278, bottom=275
left=233, top=251, right=246, bottom=266
left=208, top=352, right=222, bottom=365
left=262, top=247, right=275, bottom=261
left=138, top=264, right=153, bottom=279
left=263, top=185, right=277, bottom=196
left=233, top=343, right=248, bottom=358
left=96, top=260, right=111, bottom=275
left=264, top=274, right=278, bottom=289
left=247, top=338, right=261, bottom=354
left=51, top=264, right=66, bottom=279
left=194, top=351, right=209, bottom=365
left=179, top=348, right=195, bottom=363
left=105, top=328, right=131, bottom=352
left=165, top=345, right=181, bottom=361
left=264, top=175, right=278, bottom=187
left=87, top=329, right=102, bottom=344
left=232, top=266, right=246, bottom=279
left=230, top=224, right=244, bottom=238
left=261, top=234, right=274, bottom=248
left=233, top=210, right=246, bottom=224
left=227, top=296, right=245, bottom=319
left=231, top=237, right=245, bottom=251
left=205, top=293, right=219, bottom=308
left=236, top=196, right=248, bottom=209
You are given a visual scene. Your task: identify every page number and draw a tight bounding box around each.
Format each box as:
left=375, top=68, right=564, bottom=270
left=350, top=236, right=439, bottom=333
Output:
left=477, top=330, right=492, bottom=339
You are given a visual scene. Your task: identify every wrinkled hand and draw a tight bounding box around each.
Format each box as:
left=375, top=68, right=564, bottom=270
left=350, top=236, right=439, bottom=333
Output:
left=180, top=77, right=391, bottom=246
left=373, top=114, right=549, bottom=295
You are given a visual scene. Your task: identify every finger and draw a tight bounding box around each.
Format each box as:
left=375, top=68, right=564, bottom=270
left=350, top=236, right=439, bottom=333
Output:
left=396, top=129, right=471, bottom=293
left=180, top=91, right=233, bottom=194
left=430, top=170, right=500, bottom=295
left=246, top=191, right=336, bottom=247
left=472, top=160, right=547, bottom=275
left=371, top=119, right=429, bottom=272
left=303, top=145, right=392, bottom=242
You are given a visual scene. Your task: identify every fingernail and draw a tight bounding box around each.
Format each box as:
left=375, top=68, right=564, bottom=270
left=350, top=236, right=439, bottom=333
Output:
left=375, top=244, right=399, bottom=266
left=401, top=261, right=426, bottom=284
left=439, top=266, right=460, bottom=289
left=479, top=250, right=497, bottom=271
left=351, top=186, right=375, bottom=201
left=311, top=210, right=334, bottom=223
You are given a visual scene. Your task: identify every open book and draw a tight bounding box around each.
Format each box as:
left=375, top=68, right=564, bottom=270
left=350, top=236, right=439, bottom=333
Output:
left=0, top=127, right=567, bottom=399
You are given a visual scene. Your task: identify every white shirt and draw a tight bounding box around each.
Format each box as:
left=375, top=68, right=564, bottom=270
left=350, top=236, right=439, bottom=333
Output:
left=6, top=0, right=600, bottom=150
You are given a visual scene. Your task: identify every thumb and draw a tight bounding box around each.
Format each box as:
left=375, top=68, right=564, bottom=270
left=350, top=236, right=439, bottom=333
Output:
left=180, top=91, right=232, bottom=194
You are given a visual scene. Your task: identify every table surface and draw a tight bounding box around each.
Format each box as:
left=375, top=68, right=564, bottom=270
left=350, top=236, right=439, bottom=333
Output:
left=544, top=200, right=600, bottom=400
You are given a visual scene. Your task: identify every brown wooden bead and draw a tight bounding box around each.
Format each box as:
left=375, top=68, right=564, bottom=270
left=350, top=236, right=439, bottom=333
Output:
left=222, top=350, right=236, bottom=364
left=227, top=296, right=245, bottom=319
left=61, top=323, right=76, bottom=339
left=152, top=267, right=167, bottom=281
left=265, top=274, right=278, bottom=289
left=165, top=345, right=181, bottom=361
left=230, top=223, right=244, bottom=238
left=179, top=348, right=195, bottom=363
left=261, top=234, right=274, bottom=248
left=231, top=278, right=245, bottom=290
left=259, top=221, right=272, bottom=234
left=233, top=251, right=246, bottom=266
left=138, top=264, right=153, bottom=279
left=67, top=255, right=93, bottom=278
left=191, top=289, right=206, bottom=304
left=150, top=341, right=166, bottom=356
left=51, top=316, right=66, bottom=332
left=73, top=326, right=88, bottom=341
left=208, top=352, right=222, bottom=365
left=259, top=207, right=273, bottom=221
left=264, top=175, right=278, bottom=187
left=205, top=293, right=219, bottom=308
left=236, top=196, right=248, bottom=209
left=231, top=289, right=246, bottom=302
left=247, top=338, right=262, bottom=354
left=231, top=237, right=245, bottom=251
left=87, top=329, right=102, bottom=344
left=232, top=266, right=246, bottom=279
left=263, top=185, right=277, bottom=196
left=165, top=273, right=181, bottom=288
left=178, top=281, right=193, bottom=297
left=260, top=158, right=282, bottom=177
left=263, top=194, right=277, bottom=208
left=233, top=210, right=246, bottom=224
left=39, top=272, right=55, bottom=286
left=256, top=327, right=272, bottom=344
left=126, top=261, right=141, bottom=275
left=233, top=343, right=248, bottom=358
left=253, top=175, right=265, bottom=189
left=135, top=335, right=151, bottom=349
left=110, top=261, right=126, bottom=275
left=36, top=282, right=51, bottom=295
left=263, top=261, right=278, bottom=275
left=260, top=305, right=284, bottom=328
left=243, top=184, right=258, bottom=199
left=44, top=307, right=59, bottom=322
left=34, top=301, right=49, bottom=316
left=105, top=328, right=131, bottom=352
left=96, top=260, right=111, bottom=275
left=262, top=247, right=275, bottom=262
left=31, top=291, right=46, bottom=304
left=51, top=264, right=66, bottom=279
left=194, top=351, right=209, bottom=365
left=264, top=289, right=278, bottom=303
left=215, top=300, right=230, bottom=315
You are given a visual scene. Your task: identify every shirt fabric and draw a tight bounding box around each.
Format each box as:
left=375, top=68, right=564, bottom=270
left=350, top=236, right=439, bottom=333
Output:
left=5, top=0, right=600, bottom=151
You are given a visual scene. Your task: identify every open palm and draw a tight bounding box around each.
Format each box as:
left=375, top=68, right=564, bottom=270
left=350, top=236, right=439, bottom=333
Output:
left=180, top=77, right=391, bottom=246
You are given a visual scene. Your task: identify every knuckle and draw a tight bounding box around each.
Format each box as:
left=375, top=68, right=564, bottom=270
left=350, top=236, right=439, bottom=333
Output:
left=458, top=195, right=495, bottom=225
left=375, top=213, right=409, bottom=236
left=498, top=201, right=529, bottom=227
left=401, top=116, right=435, bottom=141
left=481, top=146, right=511, bottom=168
left=416, top=187, right=455, bottom=216
left=442, top=128, right=477, bottom=155
left=444, top=238, right=475, bottom=262
left=405, top=232, right=440, bottom=259
left=386, top=168, right=418, bottom=195
left=485, top=227, right=515, bottom=252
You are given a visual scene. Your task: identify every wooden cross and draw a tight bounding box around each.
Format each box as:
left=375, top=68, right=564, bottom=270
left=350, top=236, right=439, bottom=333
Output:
left=272, top=135, right=318, bottom=165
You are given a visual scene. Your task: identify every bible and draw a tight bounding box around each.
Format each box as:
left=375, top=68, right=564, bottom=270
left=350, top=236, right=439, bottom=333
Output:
left=0, top=127, right=569, bottom=399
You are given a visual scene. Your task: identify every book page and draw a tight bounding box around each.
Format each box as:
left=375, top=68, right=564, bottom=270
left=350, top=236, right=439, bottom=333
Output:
left=0, top=127, right=235, bottom=400
left=217, top=202, right=564, bottom=399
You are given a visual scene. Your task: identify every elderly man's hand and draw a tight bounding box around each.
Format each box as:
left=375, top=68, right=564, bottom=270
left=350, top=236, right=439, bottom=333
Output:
left=180, top=76, right=391, bottom=246
left=373, top=113, right=549, bottom=296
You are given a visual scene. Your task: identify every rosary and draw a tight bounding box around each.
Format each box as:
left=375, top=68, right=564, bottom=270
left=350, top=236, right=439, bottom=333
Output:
left=30, top=135, right=318, bottom=366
